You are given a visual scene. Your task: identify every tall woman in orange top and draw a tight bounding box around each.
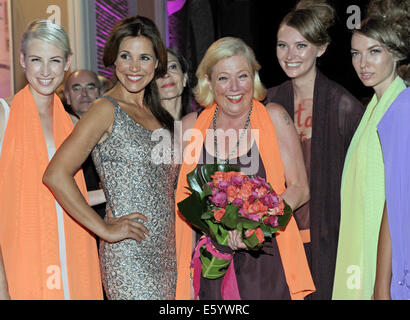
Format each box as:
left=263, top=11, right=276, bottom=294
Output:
left=0, top=20, right=103, bottom=299
left=175, top=37, right=314, bottom=299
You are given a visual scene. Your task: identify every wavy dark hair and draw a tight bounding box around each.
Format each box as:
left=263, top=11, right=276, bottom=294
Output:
left=104, top=16, right=174, bottom=132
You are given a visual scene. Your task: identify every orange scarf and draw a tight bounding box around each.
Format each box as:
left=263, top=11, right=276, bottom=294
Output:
left=0, top=85, right=103, bottom=299
left=175, top=100, right=315, bottom=300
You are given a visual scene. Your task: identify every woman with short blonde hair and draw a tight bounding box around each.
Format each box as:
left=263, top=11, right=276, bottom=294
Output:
left=194, top=37, right=266, bottom=107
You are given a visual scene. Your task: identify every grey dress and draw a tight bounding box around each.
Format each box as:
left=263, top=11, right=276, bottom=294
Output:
left=91, top=96, right=178, bottom=300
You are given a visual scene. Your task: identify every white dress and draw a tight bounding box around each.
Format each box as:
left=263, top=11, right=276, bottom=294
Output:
left=0, top=98, right=10, bottom=155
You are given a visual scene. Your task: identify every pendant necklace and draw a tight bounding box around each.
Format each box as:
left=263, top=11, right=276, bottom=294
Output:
left=212, top=101, right=253, bottom=164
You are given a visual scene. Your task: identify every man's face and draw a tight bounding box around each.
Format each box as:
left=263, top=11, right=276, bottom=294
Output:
left=65, top=70, right=100, bottom=117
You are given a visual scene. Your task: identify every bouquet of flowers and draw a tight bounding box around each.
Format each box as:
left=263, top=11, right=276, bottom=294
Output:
left=177, top=164, right=292, bottom=298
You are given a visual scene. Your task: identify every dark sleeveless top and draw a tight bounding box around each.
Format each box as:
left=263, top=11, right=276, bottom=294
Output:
left=196, top=142, right=291, bottom=300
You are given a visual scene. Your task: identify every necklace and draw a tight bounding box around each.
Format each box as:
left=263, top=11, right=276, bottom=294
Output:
left=213, top=101, right=253, bottom=164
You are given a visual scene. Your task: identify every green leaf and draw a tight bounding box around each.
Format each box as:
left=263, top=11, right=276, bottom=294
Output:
left=220, top=205, right=239, bottom=229
left=201, top=183, right=213, bottom=200
left=187, top=167, right=204, bottom=194
left=237, top=216, right=261, bottom=229
left=201, top=210, right=213, bottom=220
left=200, top=246, right=231, bottom=279
left=242, top=232, right=261, bottom=250
left=177, top=192, right=210, bottom=234
left=259, top=223, right=278, bottom=237
left=215, top=224, right=230, bottom=245
left=206, top=220, right=219, bottom=242
left=277, top=207, right=292, bottom=229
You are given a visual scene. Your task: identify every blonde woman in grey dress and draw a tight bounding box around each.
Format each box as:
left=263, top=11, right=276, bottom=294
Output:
left=43, top=16, right=178, bottom=299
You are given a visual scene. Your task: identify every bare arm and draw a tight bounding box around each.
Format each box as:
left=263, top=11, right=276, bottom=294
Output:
left=43, top=99, right=148, bottom=243
left=0, top=246, right=10, bottom=300
left=266, top=102, right=310, bottom=210
left=374, top=202, right=392, bottom=300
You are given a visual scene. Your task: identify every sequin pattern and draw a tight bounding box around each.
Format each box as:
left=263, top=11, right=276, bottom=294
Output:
left=92, top=97, right=178, bottom=300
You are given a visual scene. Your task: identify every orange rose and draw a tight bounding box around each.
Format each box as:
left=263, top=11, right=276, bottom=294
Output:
left=213, top=208, right=226, bottom=222
left=254, top=228, right=265, bottom=243
left=226, top=185, right=239, bottom=202
left=241, top=200, right=250, bottom=215
left=249, top=200, right=268, bottom=217
left=268, top=200, right=285, bottom=216
left=256, top=186, right=269, bottom=198
left=211, top=171, right=227, bottom=184
left=226, top=171, right=244, bottom=180
left=239, top=182, right=253, bottom=201
left=245, top=227, right=265, bottom=244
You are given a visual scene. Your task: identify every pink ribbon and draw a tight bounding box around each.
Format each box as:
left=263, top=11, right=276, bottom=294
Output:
left=191, top=236, right=241, bottom=300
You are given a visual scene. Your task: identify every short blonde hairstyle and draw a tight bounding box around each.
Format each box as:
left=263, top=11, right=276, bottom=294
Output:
left=194, top=37, right=266, bottom=107
left=20, top=20, right=72, bottom=60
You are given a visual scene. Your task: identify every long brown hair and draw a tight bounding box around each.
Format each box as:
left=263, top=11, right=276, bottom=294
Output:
left=104, top=16, right=174, bottom=132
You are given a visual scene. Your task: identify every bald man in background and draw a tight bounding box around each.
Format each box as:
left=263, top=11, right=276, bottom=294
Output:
left=65, top=70, right=101, bottom=124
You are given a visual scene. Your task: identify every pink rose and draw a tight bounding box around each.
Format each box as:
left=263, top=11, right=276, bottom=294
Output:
left=263, top=215, right=278, bottom=227
left=231, top=175, right=244, bottom=186
left=268, top=199, right=285, bottom=216
left=247, top=213, right=260, bottom=222
left=232, top=198, right=243, bottom=207
left=210, top=191, right=227, bottom=208
left=260, top=193, right=280, bottom=208
left=218, top=180, right=229, bottom=191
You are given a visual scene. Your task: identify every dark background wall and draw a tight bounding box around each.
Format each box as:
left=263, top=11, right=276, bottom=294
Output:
left=170, top=0, right=374, bottom=104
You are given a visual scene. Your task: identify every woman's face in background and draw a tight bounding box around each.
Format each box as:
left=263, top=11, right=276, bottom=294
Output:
left=156, top=52, right=187, bottom=100
left=351, top=32, right=397, bottom=97
left=276, top=24, right=326, bottom=80
left=20, top=38, right=71, bottom=97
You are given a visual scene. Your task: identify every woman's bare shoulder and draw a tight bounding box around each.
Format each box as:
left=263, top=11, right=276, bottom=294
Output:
left=265, top=102, right=292, bottom=127
left=84, top=96, right=116, bottom=119
left=75, top=97, right=116, bottom=132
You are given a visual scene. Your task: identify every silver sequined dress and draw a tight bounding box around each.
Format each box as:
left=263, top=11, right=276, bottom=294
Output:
left=91, top=96, right=178, bottom=300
